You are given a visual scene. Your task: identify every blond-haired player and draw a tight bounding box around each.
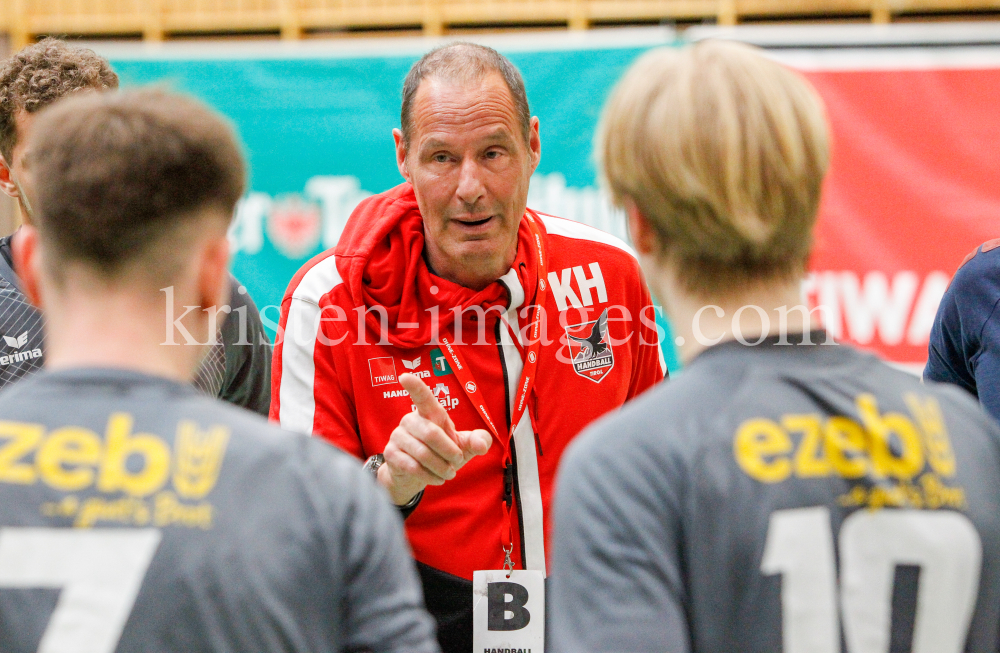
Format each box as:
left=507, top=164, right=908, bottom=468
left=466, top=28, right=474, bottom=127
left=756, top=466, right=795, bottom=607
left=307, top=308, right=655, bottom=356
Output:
left=549, top=40, right=1000, bottom=653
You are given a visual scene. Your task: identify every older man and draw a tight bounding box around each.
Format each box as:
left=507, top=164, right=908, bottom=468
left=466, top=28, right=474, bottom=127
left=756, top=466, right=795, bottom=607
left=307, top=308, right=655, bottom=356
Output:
left=549, top=40, right=1000, bottom=652
left=0, top=38, right=271, bottom=414
left=272, top=42, right=665, bottom=650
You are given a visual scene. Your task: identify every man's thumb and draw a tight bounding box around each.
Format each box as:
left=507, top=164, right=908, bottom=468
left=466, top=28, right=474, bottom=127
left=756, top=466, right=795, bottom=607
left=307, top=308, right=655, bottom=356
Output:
left=460, top=428, right=493, bottom=460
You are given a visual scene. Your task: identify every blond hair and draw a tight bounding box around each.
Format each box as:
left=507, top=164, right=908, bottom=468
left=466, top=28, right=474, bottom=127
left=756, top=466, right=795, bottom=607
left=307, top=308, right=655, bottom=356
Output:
left=599, top=40, right=830, bottom=297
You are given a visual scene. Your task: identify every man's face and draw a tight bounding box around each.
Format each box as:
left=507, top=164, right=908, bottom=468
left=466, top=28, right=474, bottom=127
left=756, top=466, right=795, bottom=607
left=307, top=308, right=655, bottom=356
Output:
left=0, top=110, right=38, bottom=224
left=394, top=73, right=541, bottom=290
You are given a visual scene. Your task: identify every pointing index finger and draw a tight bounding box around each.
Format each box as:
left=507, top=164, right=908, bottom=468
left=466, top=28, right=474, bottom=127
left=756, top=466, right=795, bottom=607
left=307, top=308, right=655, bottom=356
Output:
left=399, top=373, right=456, bottom=436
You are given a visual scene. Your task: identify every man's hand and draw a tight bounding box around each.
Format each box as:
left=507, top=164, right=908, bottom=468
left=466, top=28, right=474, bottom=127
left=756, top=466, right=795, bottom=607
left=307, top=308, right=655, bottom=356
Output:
left=378, top=373, right=493, bottom=505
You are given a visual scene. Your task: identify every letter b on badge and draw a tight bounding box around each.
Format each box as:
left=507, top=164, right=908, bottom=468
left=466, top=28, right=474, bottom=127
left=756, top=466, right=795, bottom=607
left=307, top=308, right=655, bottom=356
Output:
left=488, top=581, right=530, bottom=630
left=474, top=570, right=545, bottom=651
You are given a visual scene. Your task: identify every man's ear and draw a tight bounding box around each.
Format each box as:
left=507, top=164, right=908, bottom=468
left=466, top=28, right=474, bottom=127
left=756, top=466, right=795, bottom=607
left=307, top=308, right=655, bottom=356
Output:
left=13, top=225, right=43, bottom=308
left=626, top=201, right=660, bottom=257
left=0, top=154, right=19, bottom=199
left=197, top=235, right=231, bottom=314
left=527, top=116, right=541, bottom=174
left=392, top=128, right=411, bottom=183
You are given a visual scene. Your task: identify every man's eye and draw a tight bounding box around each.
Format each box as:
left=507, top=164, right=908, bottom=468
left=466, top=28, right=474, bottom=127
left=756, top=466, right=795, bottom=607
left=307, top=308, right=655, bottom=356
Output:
left=485, top=150, right=502, bottom=160
left=433, top=154, right=450, bottom=163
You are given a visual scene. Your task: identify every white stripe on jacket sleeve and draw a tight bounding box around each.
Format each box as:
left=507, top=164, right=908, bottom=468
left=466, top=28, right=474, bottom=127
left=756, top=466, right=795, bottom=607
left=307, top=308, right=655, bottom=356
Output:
left=278, top=256, right=343, bottom=435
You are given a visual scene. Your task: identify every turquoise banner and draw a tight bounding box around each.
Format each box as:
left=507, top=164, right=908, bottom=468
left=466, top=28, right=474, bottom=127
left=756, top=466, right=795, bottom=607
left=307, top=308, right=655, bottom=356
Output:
left=106, top=36, right=681, bottom=372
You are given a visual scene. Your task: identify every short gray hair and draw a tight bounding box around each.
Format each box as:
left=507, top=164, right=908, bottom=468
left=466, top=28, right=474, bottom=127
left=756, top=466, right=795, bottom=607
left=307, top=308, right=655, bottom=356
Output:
left=400, top=42, right=531, bottom=145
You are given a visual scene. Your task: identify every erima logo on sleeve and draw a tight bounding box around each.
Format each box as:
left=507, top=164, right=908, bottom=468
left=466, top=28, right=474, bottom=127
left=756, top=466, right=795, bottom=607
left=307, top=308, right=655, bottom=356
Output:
left=0, top=331, right=40, bottom=367
left=3, top=332, right=28, bottom=349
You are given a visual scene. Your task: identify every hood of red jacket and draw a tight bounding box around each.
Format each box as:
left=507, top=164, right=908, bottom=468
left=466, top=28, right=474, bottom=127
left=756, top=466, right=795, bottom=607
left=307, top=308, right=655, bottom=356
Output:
left=335, top=183, right=539, bottom=349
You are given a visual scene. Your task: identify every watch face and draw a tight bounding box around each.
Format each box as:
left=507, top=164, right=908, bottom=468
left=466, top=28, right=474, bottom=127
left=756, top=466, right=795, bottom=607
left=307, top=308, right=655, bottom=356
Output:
left=364, top=454, right=384, bottom=475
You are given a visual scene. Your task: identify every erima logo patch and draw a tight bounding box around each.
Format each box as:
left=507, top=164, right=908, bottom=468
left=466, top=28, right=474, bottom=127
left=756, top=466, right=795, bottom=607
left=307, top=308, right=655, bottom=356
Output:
left=3, top=332, right=28, bottom=349
left=564, top=308, right=614, bottom=383
left=400, top=356, right=430, bottom=379
left=368, top=357, right=398, bottom=387
left=0, top=348, right=42, bottom=367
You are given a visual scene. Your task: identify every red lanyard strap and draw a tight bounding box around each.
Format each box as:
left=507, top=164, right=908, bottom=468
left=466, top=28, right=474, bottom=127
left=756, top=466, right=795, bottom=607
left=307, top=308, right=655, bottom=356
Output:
left=435, top=211, right=549, bottom=560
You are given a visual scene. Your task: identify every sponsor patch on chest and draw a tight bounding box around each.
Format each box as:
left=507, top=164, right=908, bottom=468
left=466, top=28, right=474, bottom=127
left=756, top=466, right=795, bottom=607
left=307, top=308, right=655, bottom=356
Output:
left=368, top=357, right=398, bottom=386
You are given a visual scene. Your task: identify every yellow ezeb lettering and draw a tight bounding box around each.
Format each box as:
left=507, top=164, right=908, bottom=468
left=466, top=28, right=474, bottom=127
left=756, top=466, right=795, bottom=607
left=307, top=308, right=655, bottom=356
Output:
left=97, top=412, right=172, bottom=497
left=734, top=418, right=792, bottom=483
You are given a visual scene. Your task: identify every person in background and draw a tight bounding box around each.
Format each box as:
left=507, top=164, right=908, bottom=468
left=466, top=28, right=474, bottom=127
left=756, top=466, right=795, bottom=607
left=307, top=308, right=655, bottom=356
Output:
left=549, top=40, right=1000, bottom=652
left=925, top=238, right=1000, bottom=422
left=271, top=42, right=665, bottom=651
left=0, top=38, right=271, bottom=414
left=0, top=86, right=439, bottom=653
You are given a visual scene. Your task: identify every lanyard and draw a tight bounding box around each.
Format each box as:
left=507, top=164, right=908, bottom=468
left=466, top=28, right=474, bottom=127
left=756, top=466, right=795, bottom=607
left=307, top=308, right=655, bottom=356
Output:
left=436, top=210, right=548, bottom=564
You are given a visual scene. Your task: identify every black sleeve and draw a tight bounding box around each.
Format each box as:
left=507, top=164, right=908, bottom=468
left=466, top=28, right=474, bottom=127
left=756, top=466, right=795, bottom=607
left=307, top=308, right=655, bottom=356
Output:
left=219, top=275, right=272, bottom=417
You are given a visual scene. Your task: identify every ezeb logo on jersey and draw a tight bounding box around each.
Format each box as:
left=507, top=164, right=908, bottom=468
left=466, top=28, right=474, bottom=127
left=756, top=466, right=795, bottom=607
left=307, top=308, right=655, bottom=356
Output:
left=0, top=414, right=230, bottom=528
left=564, top=308, right=614, bottom=383
left=734, top=392, right=966, bottom=510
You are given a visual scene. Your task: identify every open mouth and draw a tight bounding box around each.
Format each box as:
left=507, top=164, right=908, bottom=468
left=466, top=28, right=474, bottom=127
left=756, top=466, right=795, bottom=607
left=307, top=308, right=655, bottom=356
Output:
left=456, top=215, right=493, bottom=227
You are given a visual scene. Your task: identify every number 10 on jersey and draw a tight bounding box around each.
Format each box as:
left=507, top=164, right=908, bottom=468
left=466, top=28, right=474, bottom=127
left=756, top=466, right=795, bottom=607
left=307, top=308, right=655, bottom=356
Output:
left=762, top=507, right=981, bottom=653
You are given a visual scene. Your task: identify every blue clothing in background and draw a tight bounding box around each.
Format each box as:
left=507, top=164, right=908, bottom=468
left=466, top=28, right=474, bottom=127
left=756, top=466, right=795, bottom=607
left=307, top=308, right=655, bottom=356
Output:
left=926, top=238, right=1000, bottom=422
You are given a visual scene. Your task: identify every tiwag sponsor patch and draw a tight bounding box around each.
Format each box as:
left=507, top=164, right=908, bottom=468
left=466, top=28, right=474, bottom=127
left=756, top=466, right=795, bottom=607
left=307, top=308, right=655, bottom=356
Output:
left=564, top=308, right=613, bottom=383
left=368, top=357, right=398, bottom=387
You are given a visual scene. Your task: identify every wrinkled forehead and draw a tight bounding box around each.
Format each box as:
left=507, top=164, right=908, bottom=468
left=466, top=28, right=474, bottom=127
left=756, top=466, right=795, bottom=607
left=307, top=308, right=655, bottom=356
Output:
left=409, top=73, right=522, bottom=145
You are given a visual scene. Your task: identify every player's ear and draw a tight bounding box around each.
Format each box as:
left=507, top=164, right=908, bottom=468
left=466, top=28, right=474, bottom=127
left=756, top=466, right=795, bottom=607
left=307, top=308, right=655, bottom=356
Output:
left=0, top=154, right=19, bottom=199
left=197, top=233, right=231, bottom=313
left=393, top=128, right=411, bottom=183
left=625, top=201, right=660, bottom=257
left=14, top=225, right=42, bottom=308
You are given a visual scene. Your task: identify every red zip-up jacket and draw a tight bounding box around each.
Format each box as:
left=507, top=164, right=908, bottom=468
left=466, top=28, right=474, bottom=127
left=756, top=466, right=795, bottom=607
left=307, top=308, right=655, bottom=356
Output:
left=271, top=183, right=665, bottom=648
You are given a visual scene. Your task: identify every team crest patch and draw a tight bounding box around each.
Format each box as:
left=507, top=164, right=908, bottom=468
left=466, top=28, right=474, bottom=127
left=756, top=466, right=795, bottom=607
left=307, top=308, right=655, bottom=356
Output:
left=564, top=308, right=614, bottom=383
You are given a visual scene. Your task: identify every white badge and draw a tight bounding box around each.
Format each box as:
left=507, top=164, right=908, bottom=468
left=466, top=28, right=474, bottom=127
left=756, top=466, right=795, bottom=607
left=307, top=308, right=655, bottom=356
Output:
left=472, top=569, right=545, bottom=653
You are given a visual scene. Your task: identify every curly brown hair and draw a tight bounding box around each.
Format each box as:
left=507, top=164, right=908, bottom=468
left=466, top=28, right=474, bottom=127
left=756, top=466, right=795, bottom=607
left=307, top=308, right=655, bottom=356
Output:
left=0, top=38, right=118, bottom=162
left=30, top=88, right=246, bottom=284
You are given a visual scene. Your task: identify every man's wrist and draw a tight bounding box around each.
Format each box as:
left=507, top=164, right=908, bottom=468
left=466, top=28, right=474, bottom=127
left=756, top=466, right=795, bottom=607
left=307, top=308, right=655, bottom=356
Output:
left=366, top=454, right=425, bottom=507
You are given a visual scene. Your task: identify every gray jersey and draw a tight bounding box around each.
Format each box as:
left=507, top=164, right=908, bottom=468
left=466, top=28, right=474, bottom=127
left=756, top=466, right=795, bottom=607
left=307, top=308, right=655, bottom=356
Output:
left=0, top=368, right=439, bottom=653
left=549, top=336, right=1000, bottom=653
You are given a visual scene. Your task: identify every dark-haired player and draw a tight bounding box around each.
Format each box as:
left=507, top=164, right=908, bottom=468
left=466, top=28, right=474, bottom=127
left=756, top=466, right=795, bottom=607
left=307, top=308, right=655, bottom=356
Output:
left=549, top=40, right=1000, bottom=652
left=0, top=88, right=438, bottom=652
left=925, top=240, right=1000, bottom=422
left=0, top=38, right=271, bottom=414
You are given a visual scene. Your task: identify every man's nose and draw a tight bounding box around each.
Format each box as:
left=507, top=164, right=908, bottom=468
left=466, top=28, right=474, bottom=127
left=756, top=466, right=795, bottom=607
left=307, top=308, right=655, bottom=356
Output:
left=455, top=157, right=486, bottom=207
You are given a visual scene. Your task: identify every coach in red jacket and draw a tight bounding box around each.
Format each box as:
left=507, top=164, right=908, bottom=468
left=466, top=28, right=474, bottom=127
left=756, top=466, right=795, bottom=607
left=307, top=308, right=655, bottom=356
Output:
left=271, top=42, right=665, bottom=651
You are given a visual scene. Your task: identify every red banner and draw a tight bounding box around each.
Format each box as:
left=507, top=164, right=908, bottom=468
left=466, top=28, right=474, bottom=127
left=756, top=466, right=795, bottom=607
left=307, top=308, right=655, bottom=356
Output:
left=782, top=59, right=1000, bottom=369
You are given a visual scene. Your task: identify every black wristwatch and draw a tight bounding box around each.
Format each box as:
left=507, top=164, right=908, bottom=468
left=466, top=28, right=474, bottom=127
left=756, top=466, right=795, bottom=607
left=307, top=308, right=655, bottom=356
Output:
left=363, top=454, right=424, bottom=519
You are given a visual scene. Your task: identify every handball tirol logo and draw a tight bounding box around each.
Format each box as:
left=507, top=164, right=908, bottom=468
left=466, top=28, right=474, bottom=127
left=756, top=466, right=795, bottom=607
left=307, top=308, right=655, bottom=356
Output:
left=564, top=308, right=614, bottom=383
left=465, top=382, right=477, bottom=394
left=265, top=196, right=322, bottom=259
